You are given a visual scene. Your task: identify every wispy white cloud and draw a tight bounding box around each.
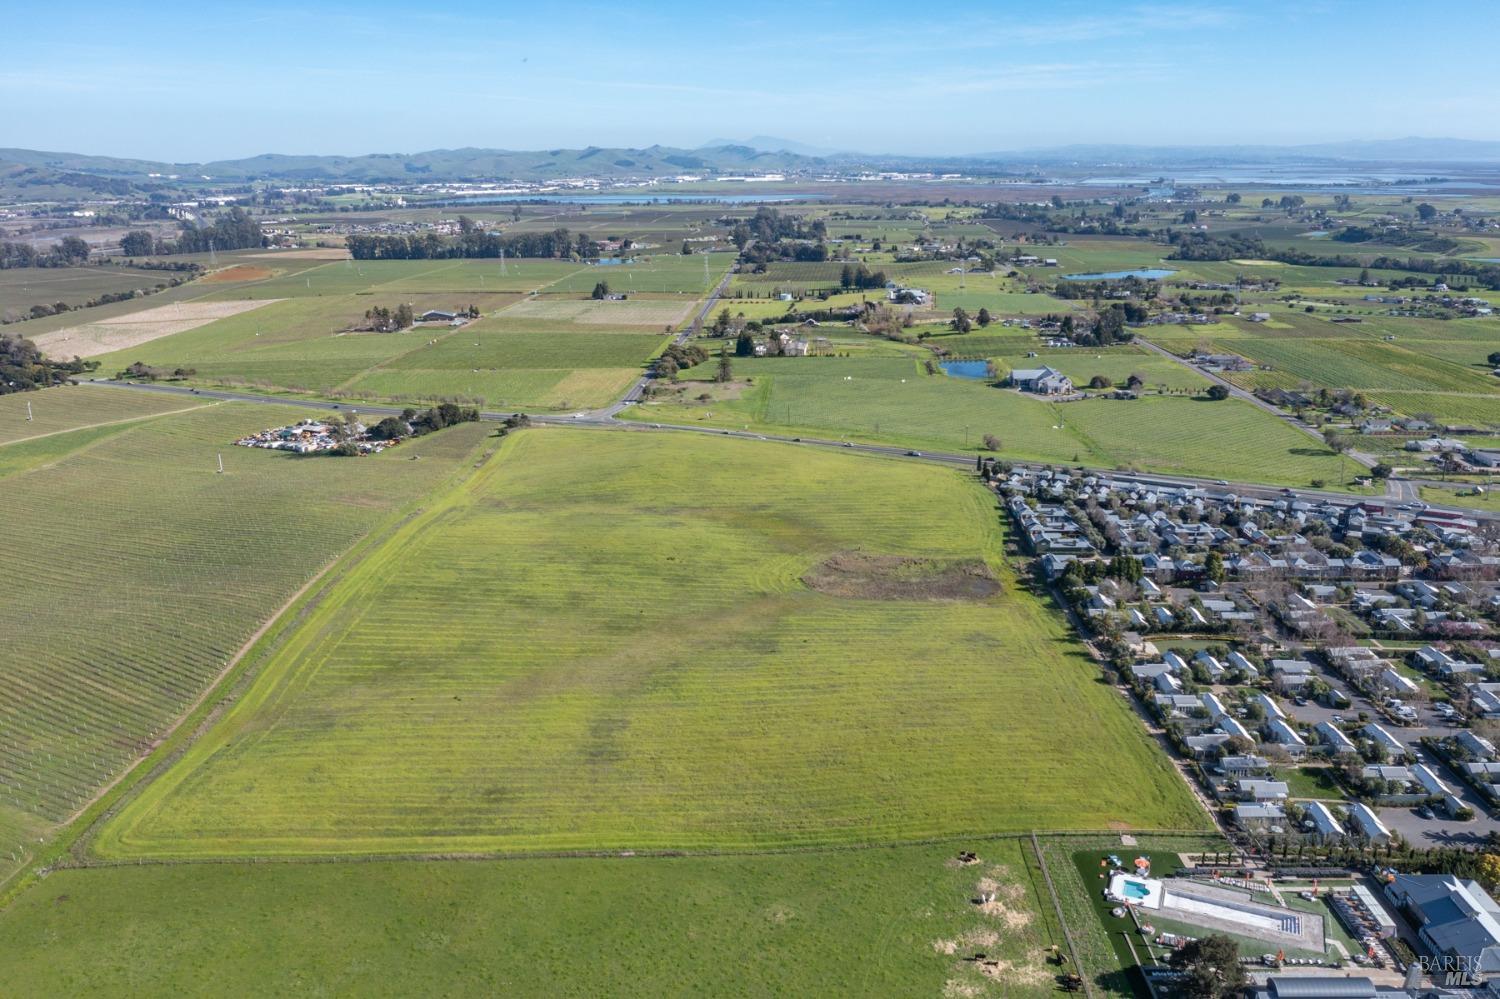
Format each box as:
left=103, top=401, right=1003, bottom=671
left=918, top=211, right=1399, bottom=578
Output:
left=906, top=61, right=1170, bottom=97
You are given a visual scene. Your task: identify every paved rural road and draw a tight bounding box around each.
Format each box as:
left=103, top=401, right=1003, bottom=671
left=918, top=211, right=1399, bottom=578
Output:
left=79, top=377, right=1500, bottom=522
left=602, top=264, right=734, bottom=417
left=1134, top=335, right=1382, bottom=474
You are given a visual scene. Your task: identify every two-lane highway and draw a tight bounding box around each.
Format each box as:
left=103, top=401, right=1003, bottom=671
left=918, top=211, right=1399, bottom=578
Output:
left=74, top=376, right=1499, bottom=523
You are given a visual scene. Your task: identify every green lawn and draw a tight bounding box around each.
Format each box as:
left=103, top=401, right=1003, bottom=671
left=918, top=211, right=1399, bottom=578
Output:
left=99, top=429, right=1205, bottom=859
left=1277, top=766, right=1344, bottom=800
left=0, top=839, right=1058, bottom=998
left=1038, top=835, right=1227, bottom=997
left=1420, top=485, right=1500, bottom=512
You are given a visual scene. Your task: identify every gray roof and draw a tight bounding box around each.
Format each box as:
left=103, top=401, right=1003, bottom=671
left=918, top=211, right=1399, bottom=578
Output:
left=1265, top=978, right=1378, bottom=999
left=1390, top=873, right=1500, bottom=967
left=1260, top=972, right=1374, bottom=996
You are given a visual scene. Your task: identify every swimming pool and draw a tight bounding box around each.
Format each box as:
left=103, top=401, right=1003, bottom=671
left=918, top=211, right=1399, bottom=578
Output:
left=1119, top=879, right=1152, bottom=900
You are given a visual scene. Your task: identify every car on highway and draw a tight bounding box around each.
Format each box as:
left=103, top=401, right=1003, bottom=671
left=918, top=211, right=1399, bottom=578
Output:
left=906, top=450, right=921, bottom=457
left=842, top=442, right=853, bottom=447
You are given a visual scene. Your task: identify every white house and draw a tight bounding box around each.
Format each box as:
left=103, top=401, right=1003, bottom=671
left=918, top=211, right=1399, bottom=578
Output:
left=1346, top=802, right=1393, bottom=844
left=1303, top=800, right=1346, bottom=838
left=1316, top=721, right=1358, bottom=756
left=1266, top=718, right=1306, bottom=755
left=1363, top=723, right=1409, bottom=760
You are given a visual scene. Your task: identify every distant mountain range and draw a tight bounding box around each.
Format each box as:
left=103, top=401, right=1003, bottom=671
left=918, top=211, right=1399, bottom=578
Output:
left=699, top=136, right=853, bottom=158
left=978, top=137, right=1500, bottom=165
left=0, top=143, right=819, bottom=188
left=1, top=137, right=1497, bottom=198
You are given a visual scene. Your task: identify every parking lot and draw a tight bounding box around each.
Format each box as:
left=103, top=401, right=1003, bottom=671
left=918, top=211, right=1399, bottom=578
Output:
left=1278, top=660, right=1500, bottom=849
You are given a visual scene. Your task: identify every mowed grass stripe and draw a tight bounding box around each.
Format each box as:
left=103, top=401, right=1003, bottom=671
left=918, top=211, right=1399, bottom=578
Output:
left=101, top=429, right=1205, bottom=858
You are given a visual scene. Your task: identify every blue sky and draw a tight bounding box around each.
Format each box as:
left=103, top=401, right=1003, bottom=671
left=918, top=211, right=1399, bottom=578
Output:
left=5, top=0, right=1497, bottom=161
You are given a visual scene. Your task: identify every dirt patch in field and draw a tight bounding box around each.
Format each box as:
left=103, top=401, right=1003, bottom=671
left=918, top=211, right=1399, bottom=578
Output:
left=934, top=858, right=1051, bottom=996
left=974, top=866, right=1034, bottom=930
left=932, top=929, right=1002, bottom=955
left=975, top=952, right=1051, bottom=987
left=203, top=265, right=273, bottom=283
left=31, top=299, right=282, bottom=358
left=803, top=552, right=1000, bottom=602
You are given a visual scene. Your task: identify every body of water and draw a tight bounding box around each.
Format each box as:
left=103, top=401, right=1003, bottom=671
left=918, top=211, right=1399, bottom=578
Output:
left=424, top=193, right=821, bottom=206
left=1062, top=268, right=1176, bottom=281
left=940, top=359, right=991, bottom=380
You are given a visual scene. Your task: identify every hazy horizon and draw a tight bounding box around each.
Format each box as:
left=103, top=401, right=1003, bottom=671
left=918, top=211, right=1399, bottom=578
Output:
left=7, top=0, right=1500, bottom=163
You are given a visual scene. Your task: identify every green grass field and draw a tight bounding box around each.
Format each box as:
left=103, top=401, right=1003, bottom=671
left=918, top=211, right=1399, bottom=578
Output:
left=0, top=264, right=189, bottom=317
left=0, top=398, right=490, bottom=839
left=68, top=255, right=696, bottom=409
left=1202, top=336, right=1496, bottom=396
left=636, top=356, right=1351, bottom=487
left=1420, top=485, right=1500, bottom=512
left=98, top=429, right=1204, bottom=858
left=543, top=253, right=729, bottom=295
left=0, top=384, right=208, bottom=444
left=0, top=838, right=1062, bottom=998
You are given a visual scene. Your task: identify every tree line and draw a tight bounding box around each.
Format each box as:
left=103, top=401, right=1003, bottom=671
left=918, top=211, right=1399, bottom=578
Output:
left=363, top=304, right=414, bottom=332
left=1168, top=230, right=1500, bottom=286
left=838, top=263, right=888, bottom=290
left=0, top=335, right=99, bottom=393
left=1, top=236, right=91, bottom=269
left=347, top=226, right=597, bottom=261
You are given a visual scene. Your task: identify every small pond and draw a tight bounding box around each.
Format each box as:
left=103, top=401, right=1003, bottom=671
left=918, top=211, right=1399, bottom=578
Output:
left=1063, top=268, right=1177, bottom=281
left=940, top=359, right=991, bottom=380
